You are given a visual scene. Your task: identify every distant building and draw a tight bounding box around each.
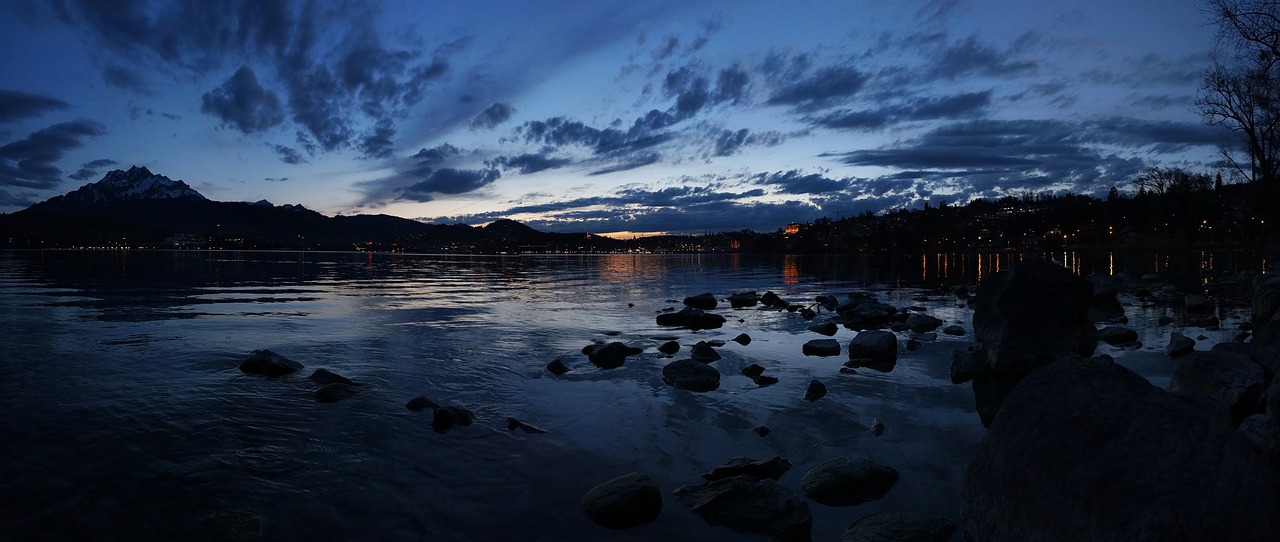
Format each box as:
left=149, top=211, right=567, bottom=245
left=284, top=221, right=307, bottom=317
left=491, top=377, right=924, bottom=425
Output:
left=785, top=223, right=801, bottom=235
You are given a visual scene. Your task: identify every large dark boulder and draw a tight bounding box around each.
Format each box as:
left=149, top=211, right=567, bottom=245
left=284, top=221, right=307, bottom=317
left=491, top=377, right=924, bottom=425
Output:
left=1254, top=276, right=1280, bottom=323
left=728, top=291, right=758, bottom=308
left=1167, top=332, right=1196, bottom=358
left=848, top=331, right=897, bottom=369
left=800, top=455, right=899, bottom=506
left=684, top=293, right=718, bottom=310
left=239, top=349, right=303, bottom=376
left=662, top=359, right=721, bottom=392
left=585, top=342, right=643, bottom=369
left=905, top=313, right=943, bottom=333
left=580, top=472, right=663, bottom=529
left=802, top=339, right=841, bottom=357
left=674, top=475, right=812, bottom=541
left=808, top=321, right=839, bottom=336
left=656, top=307, right=726, bottom=330
left=761, top=291, right=789, bottom=308
left=842, top=512, right=956, bottom=542
left=1168, top=350, right=1265, bottom=424
left=961, top=354, right=1280, bottom=541
left=971, top=259, right=1098, bottom=375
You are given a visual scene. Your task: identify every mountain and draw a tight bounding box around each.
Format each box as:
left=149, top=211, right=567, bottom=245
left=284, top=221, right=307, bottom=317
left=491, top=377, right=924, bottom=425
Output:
left=0, top=166, right=624, bottom=252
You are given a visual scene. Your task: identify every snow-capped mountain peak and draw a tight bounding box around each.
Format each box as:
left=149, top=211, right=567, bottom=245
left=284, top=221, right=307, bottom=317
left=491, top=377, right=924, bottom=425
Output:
left=33, top=166, right=209, bottom=210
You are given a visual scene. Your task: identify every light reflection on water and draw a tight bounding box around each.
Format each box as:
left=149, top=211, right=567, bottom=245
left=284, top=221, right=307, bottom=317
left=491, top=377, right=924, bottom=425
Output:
left=0, top=249, right=1258, bottom=541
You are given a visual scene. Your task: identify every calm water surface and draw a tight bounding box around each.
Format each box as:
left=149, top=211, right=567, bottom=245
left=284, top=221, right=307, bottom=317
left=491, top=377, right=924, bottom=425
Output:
left=0, top=250, right=1254, bottom=541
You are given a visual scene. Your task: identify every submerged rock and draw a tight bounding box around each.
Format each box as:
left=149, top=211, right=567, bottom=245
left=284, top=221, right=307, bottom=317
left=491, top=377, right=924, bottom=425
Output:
left=309, top=368, right=357, bottom=386
left=432, top=405, right=475, bottom=433
left=690, top=341, right=721, bottom=363
left=506, top=417, right=548, bottom=434
left=581, top=472, right=663, bottom=529
left=239, top=349, right=303, bottom=376
left=804, top=379, right=827, bottom=402
left=314, top=382, right=359, bottom=403
left=800, top=455, right=899, bottom=506
left=961, top=354, right=1280, bottom=541
left=656, top=307, right=726, bottom=330
left=405, top=395, right=439, bottom=411
left=662, top=359, right=721, bottom=392
left=842, top=512, right=955, bottom=542
left=803, top=339, right=841, bottom=357
left=674, top=475, right=812, bottom=541
left=702, top=456, right=793, bottom=482
left=754, top=426, right=771, bottom=437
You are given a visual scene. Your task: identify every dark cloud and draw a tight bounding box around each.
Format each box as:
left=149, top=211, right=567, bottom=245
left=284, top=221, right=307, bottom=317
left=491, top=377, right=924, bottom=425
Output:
left=492, top=153, right=571, bottom=174
left=470, top=102, right=516, bottom=131
left=101, top=65, right=152, bottom=94
left=754, top=170, right=853, bottom=194
left=930, top=36, right=1037, bottom=79
left=200, top=65, right=285, bottom=134
left=399, top=167, right=501, bottom=202
left=590, top=152, right=661, bottom=175
left=0, top=90, right=71, bottom=124
left=0, top=119, right=107, bottom=190
left=69, top=158, right=118, bottom=181
left=812, top=90, right=992, bottom=131
left=709, top=128, right=785, bottom=157
left=51, top=0, right=453, bottom=159
left=355, top=143, right=470, bottom=205
left=766, top=66, right=866, bottom=110
left=271, top=144, right=305, bottom=165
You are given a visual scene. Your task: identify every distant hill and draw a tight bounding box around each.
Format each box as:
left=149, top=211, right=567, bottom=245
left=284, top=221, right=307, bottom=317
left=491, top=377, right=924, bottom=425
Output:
left=0, top=166, right=623, bottom=252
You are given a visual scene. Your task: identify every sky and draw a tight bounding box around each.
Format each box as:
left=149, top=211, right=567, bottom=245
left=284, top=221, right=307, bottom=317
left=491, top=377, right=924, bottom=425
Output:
left=0, top=0, right=1230, bottom=235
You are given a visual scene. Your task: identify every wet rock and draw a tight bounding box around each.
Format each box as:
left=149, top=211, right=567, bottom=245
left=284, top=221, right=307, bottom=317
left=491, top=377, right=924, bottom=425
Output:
left=848, top=330, right=897, bottom=368
left=309, top=368, right=356, bottom=387
left=690, top=341, right=721, bottom=363
left=405, top=395, right=439, bottom=411
left=909, top=331, right=937, bottom=342
left=662, top=359, right=721, bottom=392
left=799, top=307, right=817, bottom=320
left=1239, top=414, right=1280, bottom=460
left=961, top=354, right=1280, bottom=541
left=314, top=383, right=359, bottom=403
left=905, top=340, right=922, bottom=351
left=804, top=379, right=827, bottom=402
left=1167, top=332, right=1195, bottom=358
left=728, top=291, right=759, bottom=308
left=506, top=417, right=548, bottom=434
left=239, top=349, right=303, bottom=376
left=586, top=341, right=643, bottom=369
left=1253, top=276, right=1280, bottom=323
left=817, top=295, right=840, bottom=311
left=943, top=325, right=966, bottom=336
left=432, top=405, right=475, bottom=433
left=803, top=339, right=841, bottom=357
left=1098, top=326, right=1139, bottom=346
left=707, top=340, right=726, bottom=347
left=842, top=512, right=955, bottom=542
left=581, top=472, right=663, bottom=529
left=674, top=475, right=812, bottom=541
left=752, top=375, right=779, bottom=387
left=905, top=313, right=943, bottom=333
left=545, top=358, right=570, bottom=376
left=684, top=293, right=718, bottom=310
left=656, top=307, right=726, bottom=330
left=658, top=340, right=681, bottom=355
left=732, top=333, right=752, bottom=345
left=1169, top=351, right=1265, bottom=424
left=741, top=363, right=766, bottom=378
left=870, top=418, right=885, bottom=436
left=808, top=321, right=839, bottom=336
left=761, top=291, right=789, bottom=308
left=754, top=426, right=771, bottom=437
left=702, top=456, right=793, bottom=482
left=889, top=323, right=909, bottom=333
left=1158, top=315, right=1175, bottom=326
left=971, top=259, right=1098, bottom=375
left=800, top=455, right=899, bottom=506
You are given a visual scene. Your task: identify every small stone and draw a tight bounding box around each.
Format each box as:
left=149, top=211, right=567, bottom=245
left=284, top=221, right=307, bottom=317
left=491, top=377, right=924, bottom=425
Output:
left=581, top=472, right=663, bottom=529
left=239, top=349, right=303, bottom=376
left=691, top=341, right=721, bottom=363
left=808, top=322, right=839, bottom=336
left=658, top=340, right=680, bottom=355
left=870, top=418, right=885, bottom=436
left=1167, top=332, right=1195, bottom=358
left=804, top=379, right=828, bottom=402
left=546, top=358, right=570, bottom=375
left=753, top=375, right=779, bottom=387
left=754, top=426, right=771, bottom=437
left=309, top=368, right=357, bottom=386
left=432, top=405, right=475, bottom=433
left=662, top=359, right=721, bottom=392
left=506, top=417, right=548, bottom=434
left=741, top=363, right=766, bottom=378
left=732, top=333, right=752, bottom=345
left=314, top=382, right=359, bottom=403
left=803, top=339, right=841, bottom=357
left=943, top=325, right=966, bottom=336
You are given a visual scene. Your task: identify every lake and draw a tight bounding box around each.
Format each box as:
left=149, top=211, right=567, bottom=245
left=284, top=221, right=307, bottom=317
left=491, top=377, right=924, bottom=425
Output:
left=0, top=249, right=1256, bottom=541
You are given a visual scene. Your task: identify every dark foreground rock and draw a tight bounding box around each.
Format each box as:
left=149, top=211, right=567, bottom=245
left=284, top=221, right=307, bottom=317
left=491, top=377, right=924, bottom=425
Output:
left=800, top=455, right=899, bottom=506
left=581, top=472, right=662, bottom=529
left=684, top=292, right=718, bottom=310
left=971, top=259, right=1098, bottom=374
left=732, top=333, right=752, bottom=345
left=728, top=291, right=759, bottom=308
left=804, top=379, right=827, bottom=402
left=309, top=368, right=357, bottom=386
left=585, top=342, right=643, bottom=370
left=961, top=354, right=1280, bottom=541
left=802, top=339, right=841, bottom=357
left=702, top=456, right=793, bottom=482
left=1167, top=332, right=1195, bottom=358
left=690, top=341, right=721, bottom=363
left=842, top=512, right=955, bottom=542
left=1168, top=350, right=1265, bottom=424
left=662, top=359, right=721, bottom=392
left=431, top=405, right=475, bottom=433
left=848, top=331, right=896, bottom=365
left=905, top=313, right=943, bottom=333
left=674, top=475, right=812, bottom=541
left=545, top=358, right=570, bottom=375
left=239, top=349, right=303, bottom=376
left=314, top=382, right=359, bottom=403
left=658, top=340, right=681, bottom=355
left=808, top=321, right=839, bottom=336
left=1097, top=326, right=1139, bottom=346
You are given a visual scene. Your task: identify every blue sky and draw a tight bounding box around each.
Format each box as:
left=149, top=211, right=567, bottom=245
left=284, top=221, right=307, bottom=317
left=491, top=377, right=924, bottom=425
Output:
left=0, top=0, right=1226, bottom=234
